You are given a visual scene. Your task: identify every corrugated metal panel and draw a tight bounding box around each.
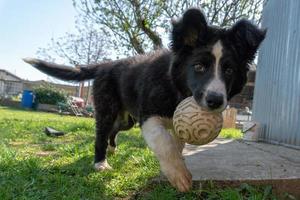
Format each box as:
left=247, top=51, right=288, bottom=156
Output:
left=253, top=0, right=300, bottom=148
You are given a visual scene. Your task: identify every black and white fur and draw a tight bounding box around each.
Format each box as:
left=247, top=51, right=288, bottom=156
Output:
left=24, top=8, right=266, bottom=192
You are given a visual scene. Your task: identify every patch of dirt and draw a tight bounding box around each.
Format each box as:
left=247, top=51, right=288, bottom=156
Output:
left=9, top=141, right=28, bottom=146
left=35, top=151, right=58, bottom=157
left=32, top=139, right=75, bottom=146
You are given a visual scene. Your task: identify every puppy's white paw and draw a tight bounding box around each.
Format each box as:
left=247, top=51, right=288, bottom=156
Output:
left=94, top=159, right=112, bottom=171
left=107, top=145, right=116, bottom=154
left=161, top=160, right=192, bottom=192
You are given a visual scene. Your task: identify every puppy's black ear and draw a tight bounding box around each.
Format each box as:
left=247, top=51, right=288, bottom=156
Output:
left=229, top=19, right=266, bottom=63
left=171, top=8, right=207, bottom=52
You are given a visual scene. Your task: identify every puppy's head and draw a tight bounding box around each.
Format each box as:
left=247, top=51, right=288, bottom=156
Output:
left=171, top=8, right=266, bottom=112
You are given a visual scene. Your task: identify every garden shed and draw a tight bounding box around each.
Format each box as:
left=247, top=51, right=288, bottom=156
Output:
left=0, top=69, right=23, bottom=96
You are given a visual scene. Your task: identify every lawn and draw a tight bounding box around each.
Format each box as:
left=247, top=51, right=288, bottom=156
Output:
left=0, top=106, right=277, bottom=200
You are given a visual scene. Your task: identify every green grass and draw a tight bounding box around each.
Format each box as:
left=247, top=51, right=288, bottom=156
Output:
left=0, top=106, right=279, bottom=200
left=220, top=128, right=242, bottom=139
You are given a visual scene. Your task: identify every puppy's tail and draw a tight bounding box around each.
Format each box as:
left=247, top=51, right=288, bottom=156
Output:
left=23, top=58, right=107, bottom=81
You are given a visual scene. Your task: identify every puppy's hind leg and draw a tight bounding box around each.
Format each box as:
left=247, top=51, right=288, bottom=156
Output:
left=108, top=113, right=135, bottom=154
left=93, top=110, right=120, bottom=171
left=108, top=128, right=118, bottom=154
left=93, top=77, right=121, bottom=171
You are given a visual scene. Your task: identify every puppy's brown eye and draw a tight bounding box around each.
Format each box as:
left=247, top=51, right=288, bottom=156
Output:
left=194, top=64, right=206, bottom=73
left=225, top=68, right=233, bottom=76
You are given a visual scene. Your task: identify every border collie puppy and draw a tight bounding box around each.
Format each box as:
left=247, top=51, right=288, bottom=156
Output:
left=24, top=8, right=266, bottom=192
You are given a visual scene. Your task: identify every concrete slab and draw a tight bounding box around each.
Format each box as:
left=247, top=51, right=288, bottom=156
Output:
left=181, top=139, right=300, bottom=197
left=183, top=139, right=300, bottom=181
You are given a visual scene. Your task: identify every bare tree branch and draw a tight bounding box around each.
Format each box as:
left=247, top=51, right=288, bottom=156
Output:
left=73, top=0, right=264, bottom=55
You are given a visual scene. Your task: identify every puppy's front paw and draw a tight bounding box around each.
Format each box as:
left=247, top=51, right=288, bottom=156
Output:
left=94, top=159, right=112, bottom=171
left=161, top=161, right=192, bottom=192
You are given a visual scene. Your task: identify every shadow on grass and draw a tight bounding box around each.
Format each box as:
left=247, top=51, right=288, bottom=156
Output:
left=128, top=179, right=281, bottom=200
left=0, top=155, right=116, bottom=200
left=0, top=129, right=159, bottom=200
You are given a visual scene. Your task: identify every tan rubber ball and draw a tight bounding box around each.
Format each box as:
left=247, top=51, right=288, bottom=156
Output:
left=173, top=96, right=223, bottom=145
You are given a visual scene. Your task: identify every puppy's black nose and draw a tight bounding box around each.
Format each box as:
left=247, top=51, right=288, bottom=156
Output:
left=205, top=91, right=224, bottom=109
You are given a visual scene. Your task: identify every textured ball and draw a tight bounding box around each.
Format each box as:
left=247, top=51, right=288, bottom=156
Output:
left=173, top=96, right=223, bottom=145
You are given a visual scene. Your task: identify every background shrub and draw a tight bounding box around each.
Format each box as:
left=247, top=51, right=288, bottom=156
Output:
left=33, top=84, right=67, bottom=105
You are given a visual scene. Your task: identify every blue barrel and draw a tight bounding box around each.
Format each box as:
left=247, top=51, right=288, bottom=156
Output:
left=21, top=90, right=34, bottom=108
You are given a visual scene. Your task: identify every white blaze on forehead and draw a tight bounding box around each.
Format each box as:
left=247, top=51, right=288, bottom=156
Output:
left=212, top=40, right=223, bottom=78
left=208, top=40, right=224, bottom=92
left=202, top=40, right=227, bottom=110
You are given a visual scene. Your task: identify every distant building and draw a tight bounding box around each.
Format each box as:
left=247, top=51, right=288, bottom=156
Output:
left=0, top=69, right=23, bottom=96
left=0, top=69, right=88, bottom=98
